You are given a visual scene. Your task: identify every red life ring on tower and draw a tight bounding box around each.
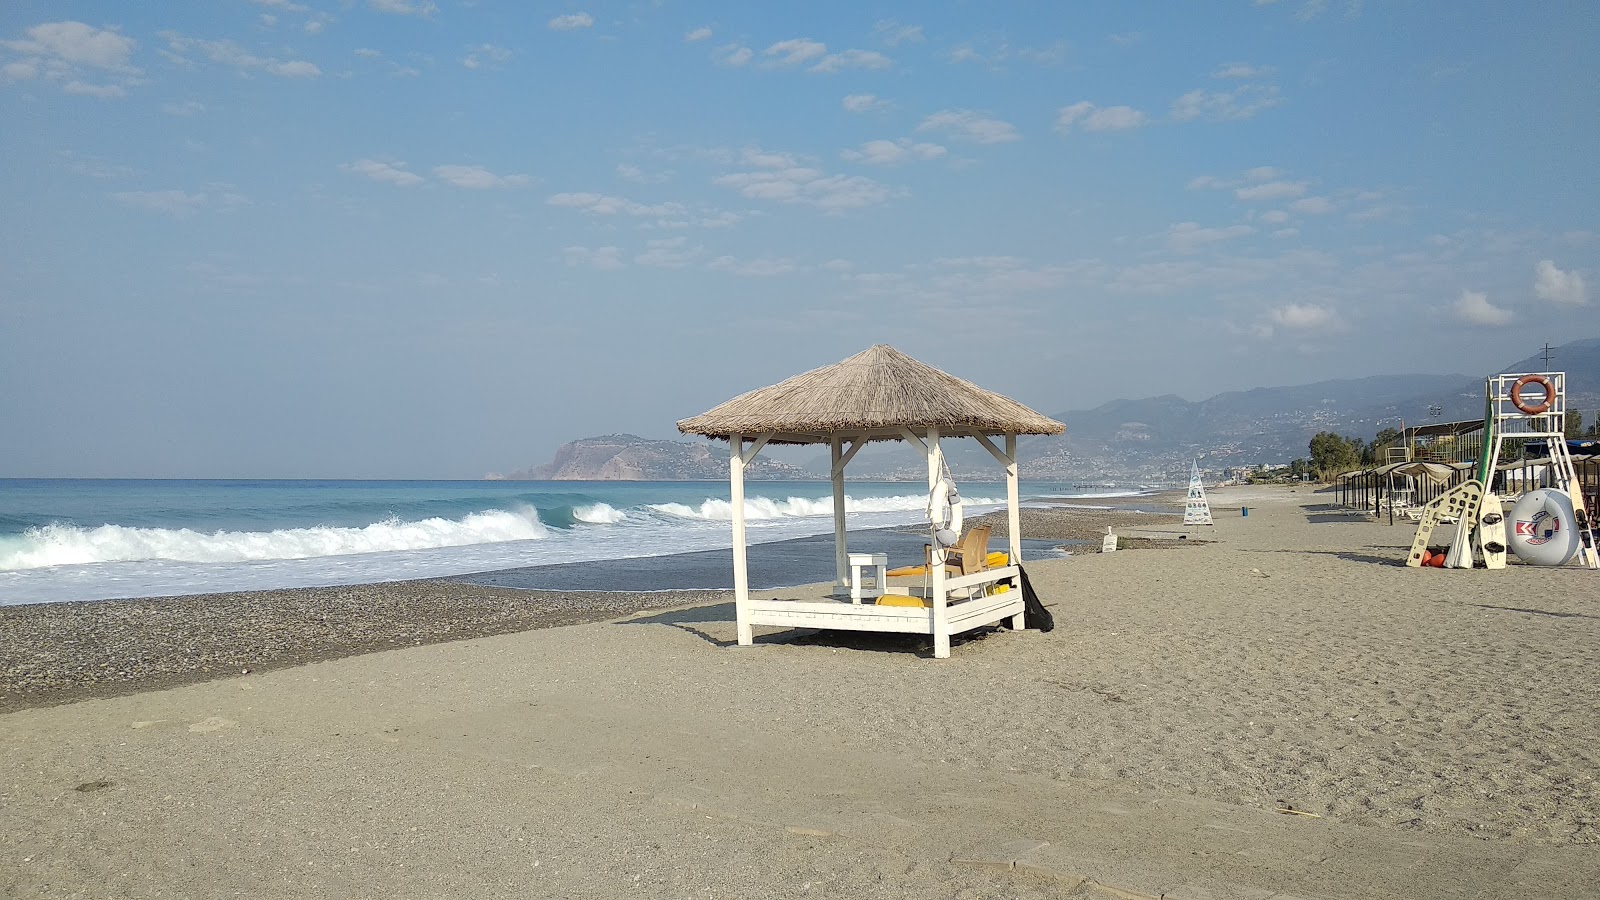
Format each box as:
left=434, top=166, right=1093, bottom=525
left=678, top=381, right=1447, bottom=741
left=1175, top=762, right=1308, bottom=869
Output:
left=1510, top=374, right=1555, bottom=415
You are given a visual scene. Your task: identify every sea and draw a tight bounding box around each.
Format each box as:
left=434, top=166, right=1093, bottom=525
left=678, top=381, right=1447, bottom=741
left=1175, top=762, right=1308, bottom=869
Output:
left=0, top=479, right=1155, bottom=607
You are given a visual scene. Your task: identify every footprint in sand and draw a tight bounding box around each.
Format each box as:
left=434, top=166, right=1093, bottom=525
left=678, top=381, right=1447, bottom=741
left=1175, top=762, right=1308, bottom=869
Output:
left=187, top=717, right=238, bottom=733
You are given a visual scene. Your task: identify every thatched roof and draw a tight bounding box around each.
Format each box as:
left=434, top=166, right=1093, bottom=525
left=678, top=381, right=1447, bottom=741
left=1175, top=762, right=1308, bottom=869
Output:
left=677, top=344, right=1065, bottom=444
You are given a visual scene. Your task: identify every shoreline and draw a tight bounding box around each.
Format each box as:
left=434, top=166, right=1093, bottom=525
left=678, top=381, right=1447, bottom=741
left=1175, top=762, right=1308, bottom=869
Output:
left=1, top=501, right=1183, bottom=713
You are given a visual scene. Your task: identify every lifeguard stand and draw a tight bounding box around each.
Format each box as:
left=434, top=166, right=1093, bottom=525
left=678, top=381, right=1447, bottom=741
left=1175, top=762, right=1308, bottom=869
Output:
left=1407, top=372, right=1597, bottom=570
left=1485, top=373, right=1596, bottom=569
left=1183, top=460, right=1213, bottom=526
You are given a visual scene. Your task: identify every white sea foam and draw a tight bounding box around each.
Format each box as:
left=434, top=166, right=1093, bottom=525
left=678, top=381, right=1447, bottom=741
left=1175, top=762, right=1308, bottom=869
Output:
left=648, top=493, right=1005, bottom=522
left=0, top=506, right=550, bottom=571
left=573, top=503, right=626, bottom=524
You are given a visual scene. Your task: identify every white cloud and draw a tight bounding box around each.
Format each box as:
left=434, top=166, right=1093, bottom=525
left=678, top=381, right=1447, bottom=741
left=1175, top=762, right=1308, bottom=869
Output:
left=1169, top=221, right=1253, bottom=253
left=433, top=165, right=531, bottom=189
left=1187, top=175, right=1231, bottom=190
left=111, top=190, right=209, bottom=216
left=684, top=26, right=712, bottom=42
left=1055, top=101, right=1147, bottom=133
left=162, top=100, right=205, bottom=116
left=340, top=158, right=423, bottom=186
left=3, top=21, right=137, bottom=70
left=548, top=13, right=593, bottom=30
left=616, top=163, right=668, bottom=184
left=689, top=210, right=742, bottom=228
left=1290, top=196, right=1335, bottom=215
left=271, top=59, right=319, bottom=77
left=57, top=150, right=139, bottom=179
left=713, top=156, right=891, bottom=211
left=3, top=21, right=144, bottom=96
left=463, top=44, right=512, bottom=69
left=1017, top=41, right=1070, bottom=66
left=1534, top=260, right=1588, bottom=306
left=369, top=0, right=436, bottom=16
left=708, top=255, right=798, bottom=277
left=1235, top=180, right=1306, bottom=201
left=739, top=148, right=800, bottom=168
left=874, top=20, right=923, bottom=46
left=712, top=44, right=752, bottom=67
left=842, top=93, right=887, bottom=113
left=1171, top=84, right=1283, bottom=122
left=840, top=138, right=946, bottom=165
left=561, top=246, right=624, bottom=270
left=947, top=45, right=983, bottom=65
left=917, top=109, right=1020, bottom=144
left=763, top=39, right=827, bottom=67
left=1260, top=209, right=1291, bottom=224
left=926, top=256, right=1076, bottom=297
left=1213, top=63, right=1275, bottom=79
left=1298, top=0, right=1330, bottom=20
left=160, top=33, right=320, bottom=78
left=811, top=49, right=891, bottom=73
left=547, top=192, right=681, bottom=216
left=1454, top=290, right=1512, bottom=326
left=62, top=79, right=124, bottom=97
left=1244, top=166, right=1283, bottom=181
left=1269, top=302, right=1336, bottom=330
left=635, top=237, right=702, bottom=269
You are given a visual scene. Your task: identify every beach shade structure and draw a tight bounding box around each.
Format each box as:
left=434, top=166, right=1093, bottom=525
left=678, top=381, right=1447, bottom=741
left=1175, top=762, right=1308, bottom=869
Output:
left=677, top=344, right=1064, bottom=658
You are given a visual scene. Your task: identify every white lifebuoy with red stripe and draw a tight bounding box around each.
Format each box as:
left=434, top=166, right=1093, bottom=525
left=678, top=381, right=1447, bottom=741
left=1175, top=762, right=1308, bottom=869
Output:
left=1508, top=488, right=1579, bottom=566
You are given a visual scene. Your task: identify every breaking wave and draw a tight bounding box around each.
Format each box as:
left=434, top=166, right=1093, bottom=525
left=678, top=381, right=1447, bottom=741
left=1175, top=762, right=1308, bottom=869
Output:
left=648, top=493, right=1004, bottom=522
left=0, top=506, right=550, bottom=571
left=572, top=503, right=626, bottom=524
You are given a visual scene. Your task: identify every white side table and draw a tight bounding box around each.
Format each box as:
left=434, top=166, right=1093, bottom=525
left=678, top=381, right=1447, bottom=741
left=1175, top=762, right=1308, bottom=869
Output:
left=848, top=552, right=888, bottom=603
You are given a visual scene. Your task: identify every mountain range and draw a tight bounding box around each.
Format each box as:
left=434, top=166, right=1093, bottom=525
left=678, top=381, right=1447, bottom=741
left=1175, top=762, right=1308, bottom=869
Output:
left=500, top=337, right=1600, bottom=482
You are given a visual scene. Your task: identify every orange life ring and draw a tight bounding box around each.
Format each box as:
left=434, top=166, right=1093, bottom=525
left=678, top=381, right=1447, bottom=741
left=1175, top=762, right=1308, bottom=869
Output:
left=1511, top=374, right=1555, bottom=415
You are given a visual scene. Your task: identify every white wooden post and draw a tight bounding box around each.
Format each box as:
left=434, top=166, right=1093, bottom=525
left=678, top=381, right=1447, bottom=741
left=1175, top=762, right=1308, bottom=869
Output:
left=730, top=433, right=753, bottom=646
left=1006, top=432, right=1025, bottom=630
left=928, top=427, right=950, bottom=659
left=831, top=436, right=847, bottom=594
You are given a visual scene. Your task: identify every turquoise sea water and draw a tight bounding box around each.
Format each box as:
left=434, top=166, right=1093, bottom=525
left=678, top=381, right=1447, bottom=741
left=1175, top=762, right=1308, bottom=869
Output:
left=0, top=479, right=1148, bottom=606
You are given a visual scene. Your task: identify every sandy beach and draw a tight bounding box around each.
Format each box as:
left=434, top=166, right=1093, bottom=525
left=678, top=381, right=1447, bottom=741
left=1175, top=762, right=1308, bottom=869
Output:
left=4, top=486, right=1599, bottom=898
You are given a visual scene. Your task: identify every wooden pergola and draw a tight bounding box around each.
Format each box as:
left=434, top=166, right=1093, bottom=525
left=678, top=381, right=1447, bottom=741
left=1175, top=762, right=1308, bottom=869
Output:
left=677, top=344, right=1065, bottom=658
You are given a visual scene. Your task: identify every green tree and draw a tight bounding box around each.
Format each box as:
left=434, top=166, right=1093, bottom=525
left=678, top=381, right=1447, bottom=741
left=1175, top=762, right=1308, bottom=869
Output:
left=1309, top=432, right=1363, bottom=481
left=1565, top=409, right=1583, bottom=439
left=1365, top=427, right=1402, bottom=464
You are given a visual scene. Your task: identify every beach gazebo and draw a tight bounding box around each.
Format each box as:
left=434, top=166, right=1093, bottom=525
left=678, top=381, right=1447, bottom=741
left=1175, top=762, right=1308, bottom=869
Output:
left=677, top=344, right=1065, bottom=658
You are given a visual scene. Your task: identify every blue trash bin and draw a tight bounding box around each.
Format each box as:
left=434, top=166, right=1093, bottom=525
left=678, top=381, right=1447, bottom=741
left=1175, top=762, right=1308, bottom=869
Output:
left=1241, top=506, right=1249, bottom=517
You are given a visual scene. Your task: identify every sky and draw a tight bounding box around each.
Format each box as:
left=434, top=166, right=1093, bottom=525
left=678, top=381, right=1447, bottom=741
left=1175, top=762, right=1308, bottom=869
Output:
left=2, top=1, right=1597, bottom=479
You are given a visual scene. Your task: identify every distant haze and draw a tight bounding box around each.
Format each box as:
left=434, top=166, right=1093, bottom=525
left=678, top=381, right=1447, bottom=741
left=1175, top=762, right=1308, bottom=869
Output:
left=2, top=4, right=1596, bottom=478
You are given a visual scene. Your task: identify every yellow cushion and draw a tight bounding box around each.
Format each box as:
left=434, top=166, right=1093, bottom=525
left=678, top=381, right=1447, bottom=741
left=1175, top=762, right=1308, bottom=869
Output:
left=875, top=595, right=931, bottom=608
